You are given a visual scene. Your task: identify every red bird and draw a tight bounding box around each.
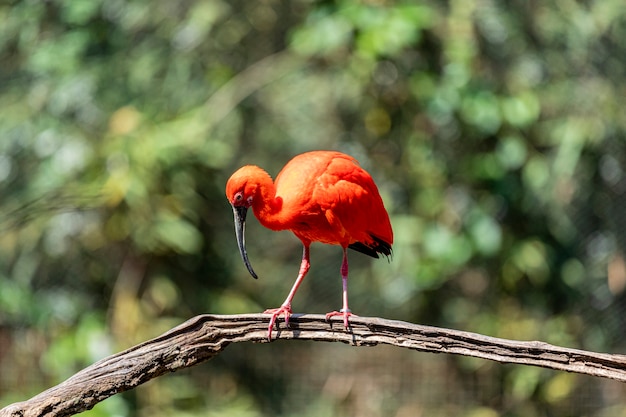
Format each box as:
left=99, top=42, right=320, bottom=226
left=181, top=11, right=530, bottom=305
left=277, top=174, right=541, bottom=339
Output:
left=225, top=150, right=393, bottom=340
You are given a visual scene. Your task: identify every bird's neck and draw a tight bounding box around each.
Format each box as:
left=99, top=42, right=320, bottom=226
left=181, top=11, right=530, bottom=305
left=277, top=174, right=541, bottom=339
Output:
left=251, top=173, right=285, bottom=231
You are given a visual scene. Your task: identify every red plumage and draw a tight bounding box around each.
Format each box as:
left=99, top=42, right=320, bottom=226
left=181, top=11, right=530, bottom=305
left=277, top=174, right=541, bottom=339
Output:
left=226, top=150, right=393, bottom=340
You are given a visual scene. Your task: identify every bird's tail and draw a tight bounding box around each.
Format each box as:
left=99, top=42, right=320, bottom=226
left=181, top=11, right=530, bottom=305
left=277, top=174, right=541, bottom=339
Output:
left=348, top=235, right=392, bottom=259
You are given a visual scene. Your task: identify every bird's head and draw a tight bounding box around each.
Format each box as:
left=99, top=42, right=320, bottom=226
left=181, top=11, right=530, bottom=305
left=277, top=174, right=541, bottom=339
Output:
left=225, top=166, right=265, bottom=280
left=226, top=166, right=260, bottom=208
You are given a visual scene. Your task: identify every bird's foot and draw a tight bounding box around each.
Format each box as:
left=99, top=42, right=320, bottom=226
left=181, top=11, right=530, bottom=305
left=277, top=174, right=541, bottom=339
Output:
left=263, top=304, right=292, bottom=341
left=325, top=308, right=355, bottom=329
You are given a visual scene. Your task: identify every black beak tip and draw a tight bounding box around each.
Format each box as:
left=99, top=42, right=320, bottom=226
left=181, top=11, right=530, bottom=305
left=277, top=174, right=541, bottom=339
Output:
left=232, top=204, right=259, bottom=280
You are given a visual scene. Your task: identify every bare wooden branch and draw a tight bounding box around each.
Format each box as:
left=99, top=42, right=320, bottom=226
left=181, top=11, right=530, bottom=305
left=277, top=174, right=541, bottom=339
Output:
left=2, top=314, right=626, bottom=417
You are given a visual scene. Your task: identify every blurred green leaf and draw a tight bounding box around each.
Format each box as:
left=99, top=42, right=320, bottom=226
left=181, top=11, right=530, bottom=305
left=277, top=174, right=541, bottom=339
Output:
left=496, top=135, right=528, bottom=170
left=501, top=91, right=541, bottom=128
left=153, top=215, right=202, bottom=254
left=460, top=91, right=501, bottom=134
left=290, top=13, right=352, bottom=56
left=60, top=0, right=102, bottom=25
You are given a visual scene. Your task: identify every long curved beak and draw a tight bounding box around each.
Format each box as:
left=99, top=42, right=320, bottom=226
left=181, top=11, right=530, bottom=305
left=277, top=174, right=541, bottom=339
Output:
left=232, top=205, right=258, bottom=279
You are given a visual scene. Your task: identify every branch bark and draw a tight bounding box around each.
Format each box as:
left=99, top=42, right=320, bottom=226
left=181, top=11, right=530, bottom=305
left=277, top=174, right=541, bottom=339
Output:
left=2, top=314, right=626, bottom=417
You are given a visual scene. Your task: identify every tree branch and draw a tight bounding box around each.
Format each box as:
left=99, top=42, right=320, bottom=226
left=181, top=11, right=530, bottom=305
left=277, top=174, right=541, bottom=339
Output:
left=2, top=314, right=626, bottom=417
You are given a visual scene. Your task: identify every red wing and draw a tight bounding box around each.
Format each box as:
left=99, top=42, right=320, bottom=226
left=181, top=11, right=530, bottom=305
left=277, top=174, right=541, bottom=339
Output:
left=313, top=155, right=393, bottom=252
left=272, top=151, right=392, bottom=253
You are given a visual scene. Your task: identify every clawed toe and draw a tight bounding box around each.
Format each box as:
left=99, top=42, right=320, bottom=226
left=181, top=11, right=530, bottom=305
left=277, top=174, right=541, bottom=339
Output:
left=325, top=309, right=355, bottom=328
left=263, top=305, right=292, bottom=340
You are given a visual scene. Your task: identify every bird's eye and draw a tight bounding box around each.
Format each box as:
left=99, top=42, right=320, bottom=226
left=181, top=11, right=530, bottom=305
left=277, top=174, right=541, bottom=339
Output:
left=234, top=192, right=244, bottom=202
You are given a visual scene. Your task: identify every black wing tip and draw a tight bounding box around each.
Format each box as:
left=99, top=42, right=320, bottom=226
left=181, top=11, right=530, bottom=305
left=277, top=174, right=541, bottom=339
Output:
left=349, top=235, right=393, bottom=259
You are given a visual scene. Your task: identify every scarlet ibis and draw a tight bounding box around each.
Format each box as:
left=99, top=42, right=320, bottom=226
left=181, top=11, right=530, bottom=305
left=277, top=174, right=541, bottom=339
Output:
left=226, top=150, right=393, bottom=340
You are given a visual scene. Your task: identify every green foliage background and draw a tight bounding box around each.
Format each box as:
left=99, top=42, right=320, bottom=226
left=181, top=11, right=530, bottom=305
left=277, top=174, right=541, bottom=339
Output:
left=1, top=0, right=626, bottom=415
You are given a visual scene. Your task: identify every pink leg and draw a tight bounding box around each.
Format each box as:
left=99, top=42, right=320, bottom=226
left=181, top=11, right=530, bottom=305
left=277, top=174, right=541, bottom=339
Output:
left=263, top=244, right=310, bottom=340
left=325, top=247, right=355, bottom=328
